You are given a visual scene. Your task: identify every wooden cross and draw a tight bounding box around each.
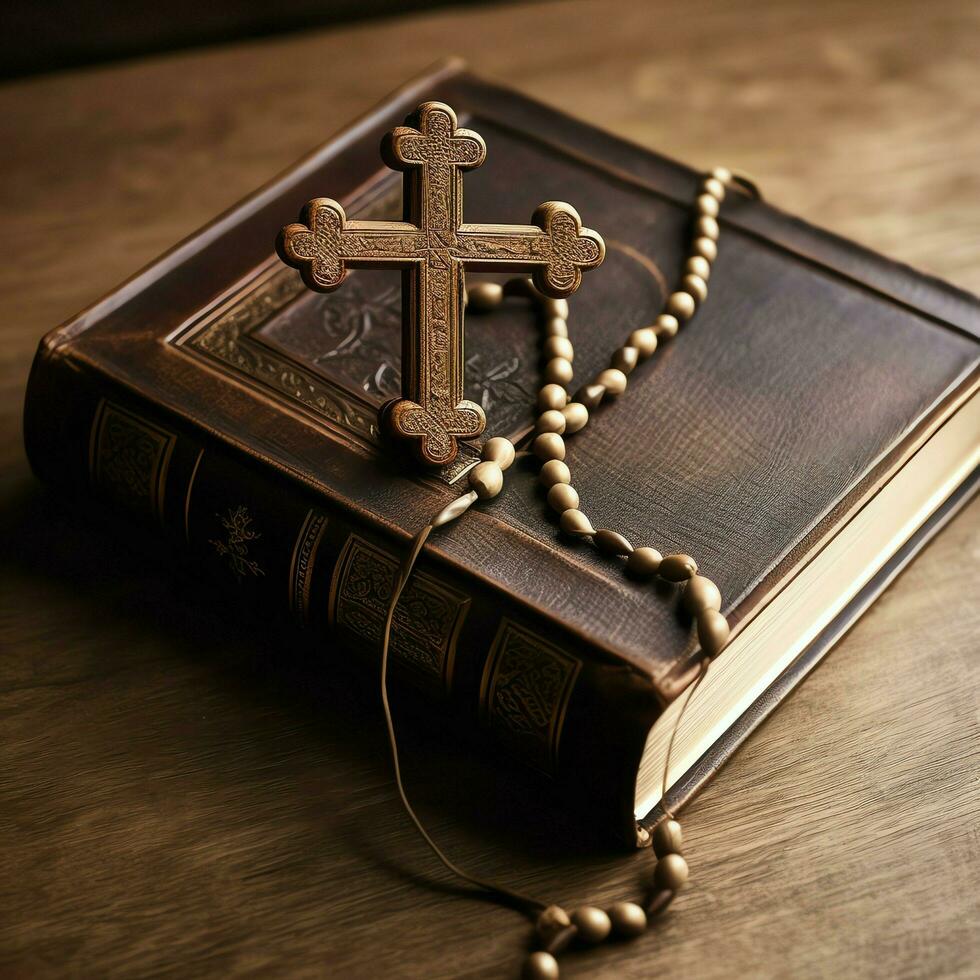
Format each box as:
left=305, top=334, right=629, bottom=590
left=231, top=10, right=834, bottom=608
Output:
left=277, top=101, right=605, bottom=466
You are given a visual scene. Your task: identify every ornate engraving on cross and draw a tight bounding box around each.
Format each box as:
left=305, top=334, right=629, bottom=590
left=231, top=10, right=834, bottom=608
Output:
left=277, top=101, right=605, bottom=466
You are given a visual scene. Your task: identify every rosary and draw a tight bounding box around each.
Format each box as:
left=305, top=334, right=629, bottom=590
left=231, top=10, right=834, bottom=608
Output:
left=278, top=102, right=759, bottom=979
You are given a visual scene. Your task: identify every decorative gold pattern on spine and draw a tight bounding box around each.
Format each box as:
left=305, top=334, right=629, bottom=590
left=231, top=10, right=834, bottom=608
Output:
left=480, top=619, right=582, bottom=774
left=88, top=399, right=176, bottom=524
left=328, top=533, right=469, bottom=694
left=210, top=505, right=265, bottom=580
left=288, top=509, right=328, bottom=623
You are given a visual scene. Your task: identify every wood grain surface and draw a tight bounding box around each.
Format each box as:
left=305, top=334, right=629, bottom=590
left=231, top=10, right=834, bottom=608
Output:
left=1, top=1, right=978, bottom=977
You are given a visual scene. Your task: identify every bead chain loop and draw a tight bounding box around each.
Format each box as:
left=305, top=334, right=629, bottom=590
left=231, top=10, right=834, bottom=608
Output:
left=382, top=168, right=755, bottom=980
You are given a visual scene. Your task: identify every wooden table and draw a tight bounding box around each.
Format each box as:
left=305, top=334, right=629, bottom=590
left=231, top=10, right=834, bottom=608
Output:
left=2, top=1, right=978, bottom=976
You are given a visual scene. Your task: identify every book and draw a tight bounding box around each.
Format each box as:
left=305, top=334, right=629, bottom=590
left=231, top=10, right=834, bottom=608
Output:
left=24, top=61, right=980, bottom=845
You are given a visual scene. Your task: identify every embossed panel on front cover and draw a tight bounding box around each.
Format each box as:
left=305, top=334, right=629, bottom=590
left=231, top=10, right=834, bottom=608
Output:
left=171, top=126, right=664, bottom=484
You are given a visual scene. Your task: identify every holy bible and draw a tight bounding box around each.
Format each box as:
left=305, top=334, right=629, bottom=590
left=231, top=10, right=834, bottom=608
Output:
left=24, top=63, right=980, bottom=844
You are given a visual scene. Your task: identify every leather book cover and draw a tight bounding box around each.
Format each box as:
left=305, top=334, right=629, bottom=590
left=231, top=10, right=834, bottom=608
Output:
left=23, top=61, right=980, bottom=842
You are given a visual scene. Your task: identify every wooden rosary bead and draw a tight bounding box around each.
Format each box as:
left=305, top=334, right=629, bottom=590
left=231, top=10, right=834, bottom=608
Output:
left=542, top=296, right=570, bottom=319
left=685, top=255, right=711, bottom=281
left=681, top=274, right=708, bottom=305
left=659, top=553, right=698, bottom=582
left=539, top=459, right=571, bottom=487
left=626, top=546, right=662, bottom=577
left=711, top=165, right=733, bottom=184
left=595, top=368, right=628, bottom=395
left=628, top=327, right=658, bottom=358
left=608, top=901, right=647, bottom=938
left=466, top=281, right=503, bottom=310
left=696, top=193, right=719, bottom=218
left=577, top=383, right=606, bottom=410
left=654, top=314, right=679, bottom=338
left=652, top=818, right=683, bottom=858
left=692, top=236, right=718, bottom=262
left=666, top=291, right=696, bottom=322
left=703, top=176, right=726, bottom=201
left=544, top=336, right=575, bottom=362
left=561, top=402, right=589, bottom=433
left=468, top=461, right=504, bottom=500
left=547, top=483, right=580, bottom=513
left=535, top=905, right=571, bottom=944
left=559, top=509, right=595, bottom=537
left=654, top=853, right=689, bottom=891
left=537, top=409, right=567, bottom=434
left=683, top=575, right=722, bottom=614
left=431, top=490, right=478, bottom=528
left=522, top=951, right=560, bottom=980
left=696, top=215, right=720, bottom=241
left=611, top=345, right=639, bottom=374
left=481, top=437, right=515, bottom=470
left=538, top=383, right=568, bottom=412
left=544, top=357, right=574, bottom=386
left=697, top=608, right=731, bottom=657
left=594, top=529, right=633, bottom=556
left=532, top=432, right=566, bottom=461
left=571, top=906, right=611, bottom=944
left=545, top=316, right=569, bottom=338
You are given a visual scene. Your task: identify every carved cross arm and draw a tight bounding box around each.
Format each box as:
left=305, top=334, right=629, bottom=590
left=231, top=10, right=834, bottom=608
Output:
left=455, top=202, right=605, bottom=296
left=277, top=198, right=426, bottom=292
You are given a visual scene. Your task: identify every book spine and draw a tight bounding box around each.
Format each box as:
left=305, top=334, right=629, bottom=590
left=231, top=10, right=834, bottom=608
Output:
left=24, top=336, right=661, bottom=843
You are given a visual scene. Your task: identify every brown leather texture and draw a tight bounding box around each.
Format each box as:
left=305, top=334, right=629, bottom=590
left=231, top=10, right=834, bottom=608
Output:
left=23, top=65, right=980, bottom=838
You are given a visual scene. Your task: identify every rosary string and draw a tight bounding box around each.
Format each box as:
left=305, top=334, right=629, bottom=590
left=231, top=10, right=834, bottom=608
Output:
left=376, top=166, right=755, bottom=980
left=660, top=657, right=711, bottom=820
left=379, top=517, right=549, bottom=915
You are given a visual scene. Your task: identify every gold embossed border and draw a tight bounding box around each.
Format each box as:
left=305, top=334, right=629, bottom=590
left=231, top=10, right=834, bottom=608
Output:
left=328, top=533, right=469, bottom=695
left=480, top=619, right=582, bottom=774
left=170, top=175, right=401, bottom=449
left=88, top=399, right=176, bottom=524
left=289, top=508, right=329, bottom=623
left=179, top=261, right=385, bottom=448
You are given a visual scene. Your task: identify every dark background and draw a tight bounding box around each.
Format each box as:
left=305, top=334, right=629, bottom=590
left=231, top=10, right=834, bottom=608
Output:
left=3, top=0, right=513, bottom=79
